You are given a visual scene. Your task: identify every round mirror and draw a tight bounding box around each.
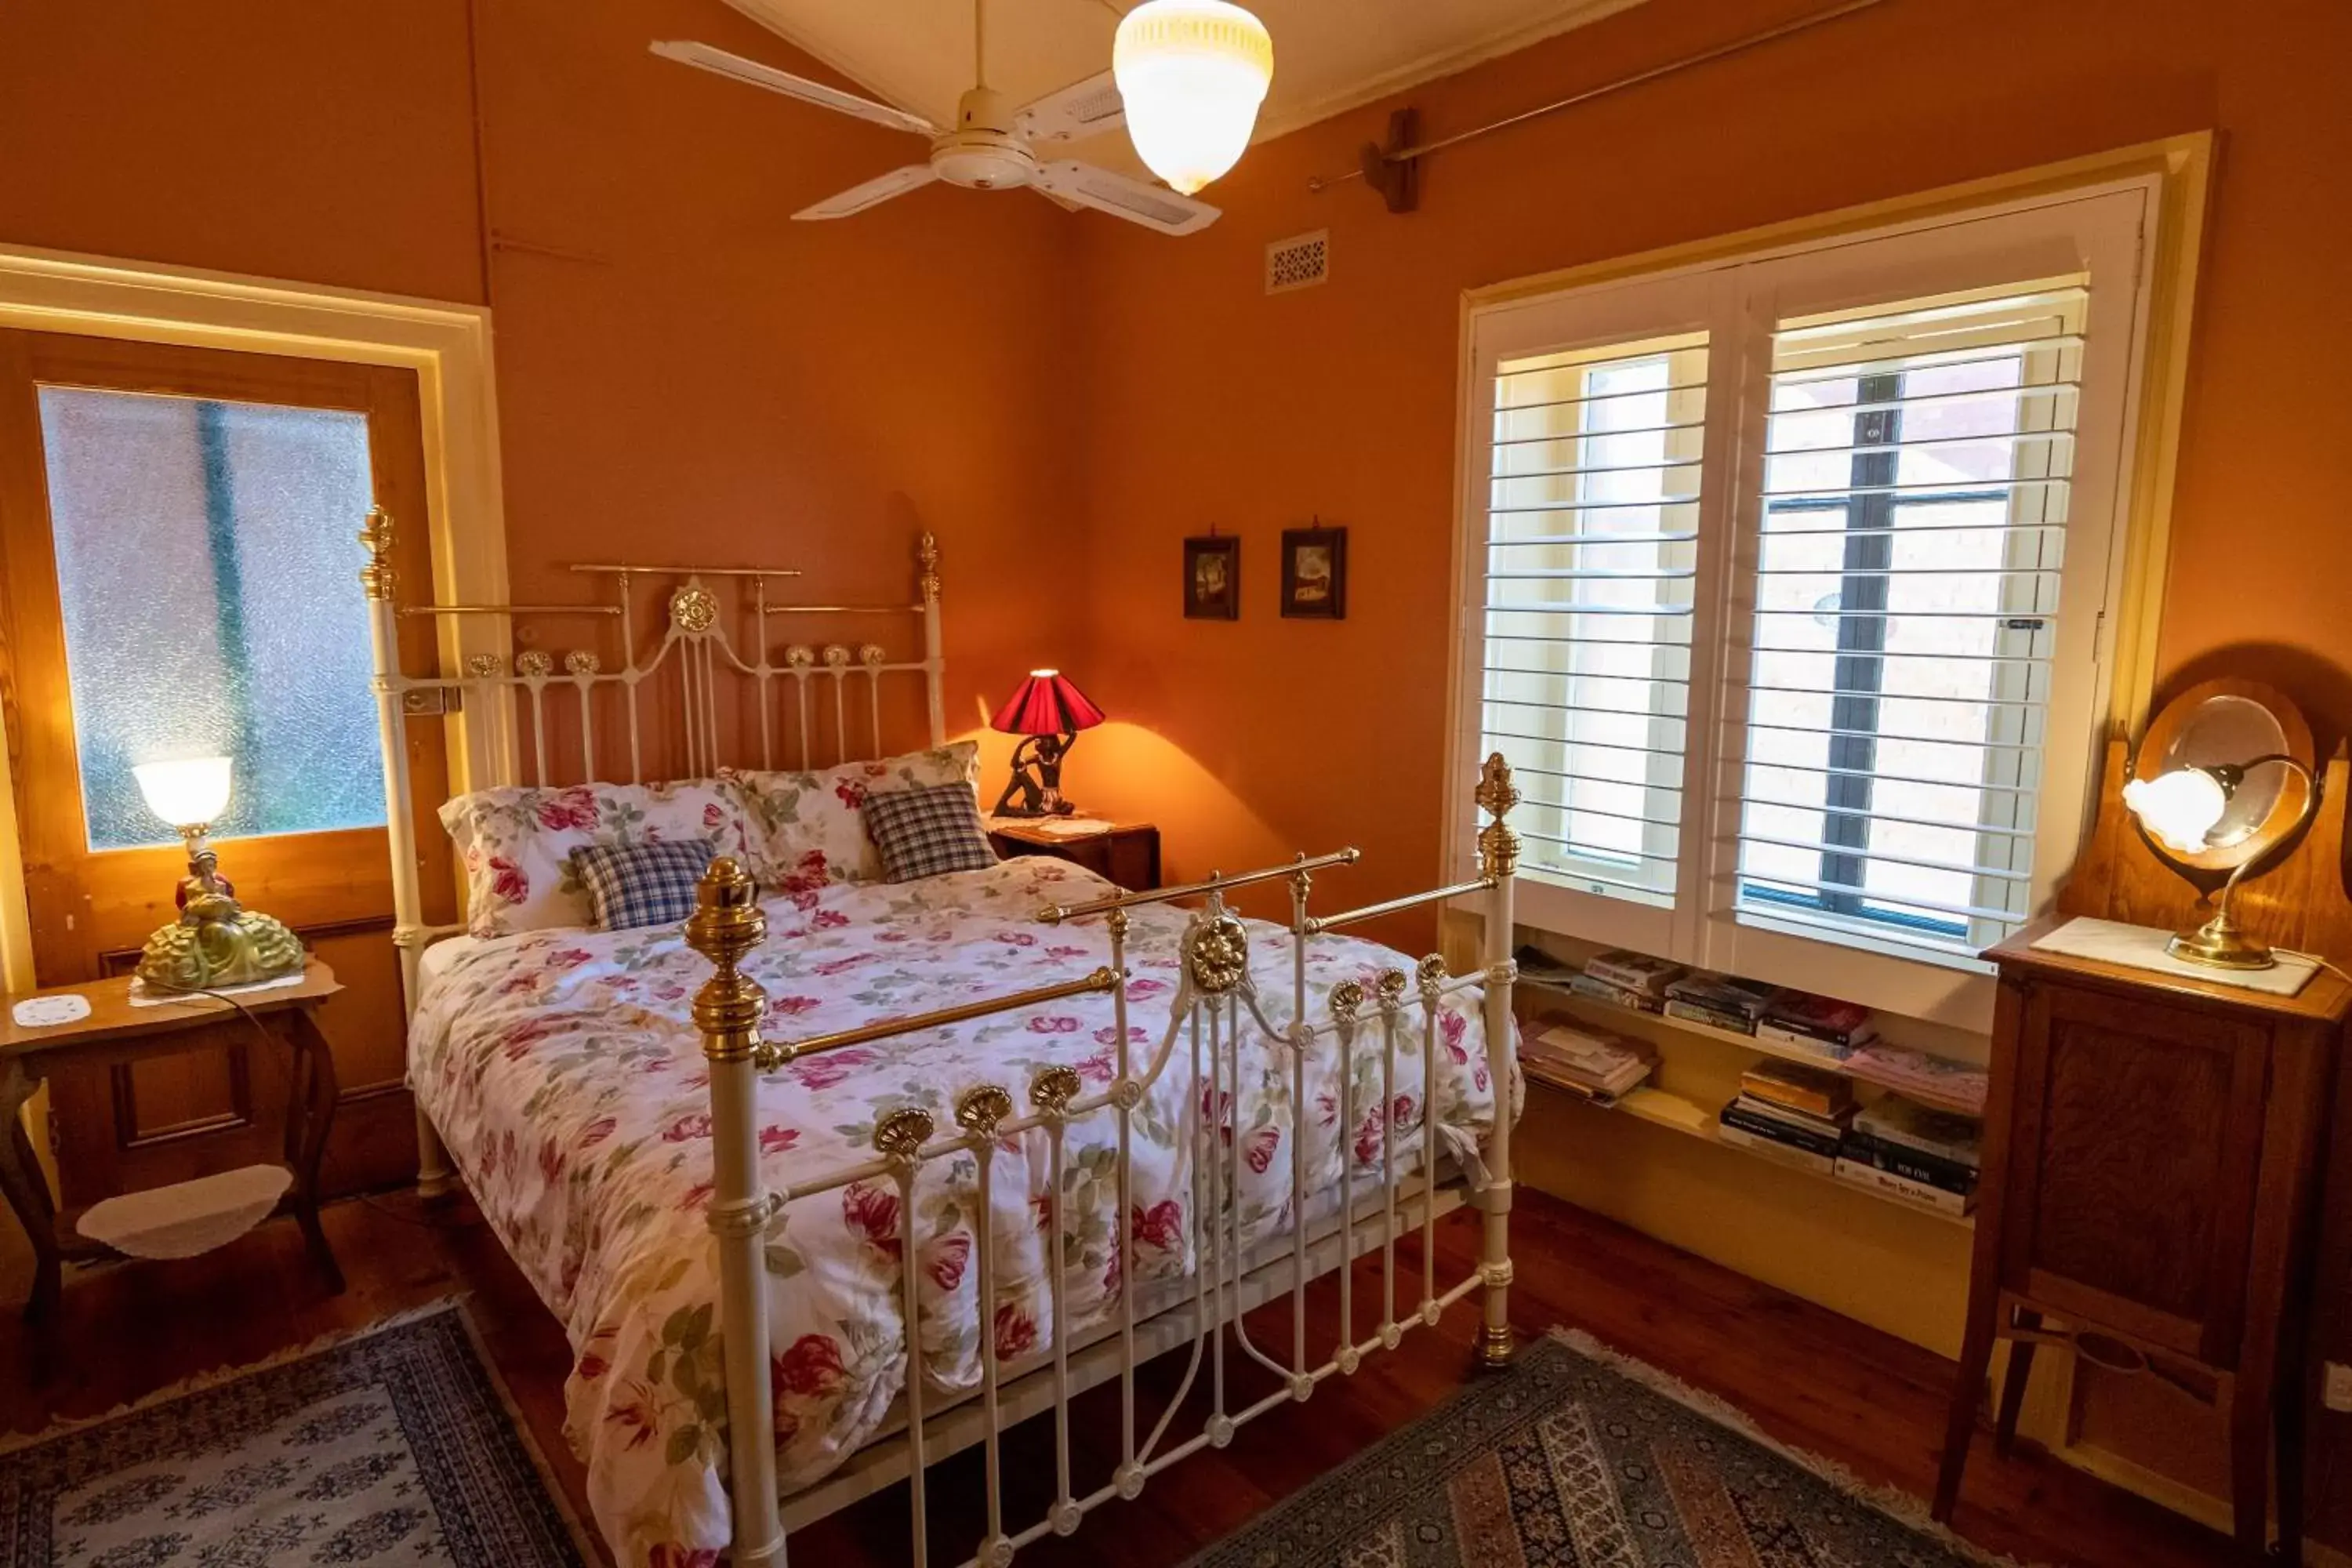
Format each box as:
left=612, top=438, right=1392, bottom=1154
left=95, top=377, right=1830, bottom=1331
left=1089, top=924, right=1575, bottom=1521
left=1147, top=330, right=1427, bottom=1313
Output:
left=2128, top=678, right=2316, bottom=887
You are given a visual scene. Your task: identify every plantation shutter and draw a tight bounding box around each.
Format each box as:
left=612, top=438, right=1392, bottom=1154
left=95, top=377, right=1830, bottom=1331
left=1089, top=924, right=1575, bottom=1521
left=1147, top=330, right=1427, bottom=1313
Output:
left=1731, top=280, right=2089, bottom=960
left=1478, top=332, right=1708, bottom=909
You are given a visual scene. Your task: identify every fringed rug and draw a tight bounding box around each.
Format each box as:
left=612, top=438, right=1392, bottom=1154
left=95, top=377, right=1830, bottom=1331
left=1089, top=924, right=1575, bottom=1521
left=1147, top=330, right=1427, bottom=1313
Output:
left=1187, top=1328, right=2013, bottom=1567
left=0, top=1301, right=590, bottom=1568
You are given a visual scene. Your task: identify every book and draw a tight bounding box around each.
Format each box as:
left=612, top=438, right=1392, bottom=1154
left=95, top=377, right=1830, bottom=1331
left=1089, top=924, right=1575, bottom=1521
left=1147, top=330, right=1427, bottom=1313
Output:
left=1841, top=1130, right=1978, bottom=1194
left=1664, top=1000, right=1758, bottom=1034
left=1719, top=1119, right=1836, bottom=1174
left=1739, top=1059, right=1855, bottom=1120
left=1730, top=1091, right=1852, bottom=1138
left=1759, top=991, right=1878, bottom=1052
left=1513, top=946, right=1581, bottom=988
left=1842, top=1043, right=1990, bottom=1116
left=1523, top=1022, right=1656, bottom=1098
left=1569, top=971, right=1665, bottom=1013
left=1834, top=1156, right=1976, bottom=1217
left=1582, top=949, right=1687, bottom=997
left=1720, top=1099, right=1847, bottom=1160
left=1853, top=1096, right=1984, bottom=1168
left=1664, top=972, right=1780, bottom=1021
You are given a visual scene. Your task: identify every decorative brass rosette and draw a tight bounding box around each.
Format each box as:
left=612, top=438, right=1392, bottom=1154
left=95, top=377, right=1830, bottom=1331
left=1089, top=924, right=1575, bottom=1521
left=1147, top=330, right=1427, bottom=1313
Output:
left=1185, top=913, right=1250, bottom=994
left=669, top=584, right=720, bottom=634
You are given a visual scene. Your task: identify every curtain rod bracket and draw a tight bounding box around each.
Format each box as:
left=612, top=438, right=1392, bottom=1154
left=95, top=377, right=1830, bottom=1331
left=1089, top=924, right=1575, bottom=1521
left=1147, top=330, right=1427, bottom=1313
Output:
left=1359, top=108, right=1421, bottom=214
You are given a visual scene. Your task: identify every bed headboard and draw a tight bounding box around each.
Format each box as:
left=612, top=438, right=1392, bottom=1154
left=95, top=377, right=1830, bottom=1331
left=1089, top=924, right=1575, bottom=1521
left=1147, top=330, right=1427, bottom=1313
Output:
left=357, top=507, right=947, bottom=971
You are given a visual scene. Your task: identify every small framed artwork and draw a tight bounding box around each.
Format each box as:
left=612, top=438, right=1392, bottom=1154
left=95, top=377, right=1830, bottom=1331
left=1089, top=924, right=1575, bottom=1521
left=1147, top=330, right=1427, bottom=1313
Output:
left=1280, top=524, right=1347, bottom=619
left=1183, top=535, right=1240, bottom=620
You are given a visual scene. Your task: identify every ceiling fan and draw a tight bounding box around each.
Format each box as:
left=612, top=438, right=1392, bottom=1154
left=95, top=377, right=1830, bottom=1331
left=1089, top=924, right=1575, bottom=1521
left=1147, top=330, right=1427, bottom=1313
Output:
left=651, top=0, right=1220, bottom=236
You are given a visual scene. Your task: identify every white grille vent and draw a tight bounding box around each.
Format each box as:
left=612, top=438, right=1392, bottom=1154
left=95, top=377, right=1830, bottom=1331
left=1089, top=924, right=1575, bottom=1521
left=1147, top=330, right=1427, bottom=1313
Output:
left=1266, top=230, right=1329, bottom=295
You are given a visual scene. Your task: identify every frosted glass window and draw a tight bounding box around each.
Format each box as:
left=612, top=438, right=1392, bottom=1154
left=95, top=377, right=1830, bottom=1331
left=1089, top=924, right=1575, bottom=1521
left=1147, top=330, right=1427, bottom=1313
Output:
left=37, top=388, right=385, bottom=851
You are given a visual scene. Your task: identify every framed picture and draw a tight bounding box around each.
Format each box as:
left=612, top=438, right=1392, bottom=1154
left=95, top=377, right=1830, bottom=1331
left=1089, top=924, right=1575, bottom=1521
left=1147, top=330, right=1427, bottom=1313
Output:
left=1183, top=535, right=1240, bottom=620
left=1280, top=525, right=1347, bottom=619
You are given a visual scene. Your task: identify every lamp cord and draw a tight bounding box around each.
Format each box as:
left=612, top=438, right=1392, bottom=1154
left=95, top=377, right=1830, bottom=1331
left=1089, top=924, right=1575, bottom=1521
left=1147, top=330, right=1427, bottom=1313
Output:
left=2276, top=949, right=2352, bottom=987
left=138, top=982, right=485, bottom=1233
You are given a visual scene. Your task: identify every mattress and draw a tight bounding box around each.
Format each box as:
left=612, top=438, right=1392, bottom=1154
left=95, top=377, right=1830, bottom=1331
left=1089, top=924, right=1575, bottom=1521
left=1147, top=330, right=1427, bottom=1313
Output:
left=406, top=856, right=1512, bottom=1568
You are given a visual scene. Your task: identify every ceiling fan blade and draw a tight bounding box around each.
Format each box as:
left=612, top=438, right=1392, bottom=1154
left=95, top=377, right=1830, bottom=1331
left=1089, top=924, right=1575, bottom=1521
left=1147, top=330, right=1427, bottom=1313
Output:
left=649, top=41, right=939, bottom=136
left=1033, top=161, right=1220, bottom=236
left=1013, top=70, right=1126, bottom=145
left=794, top=164, right=940, bottom=221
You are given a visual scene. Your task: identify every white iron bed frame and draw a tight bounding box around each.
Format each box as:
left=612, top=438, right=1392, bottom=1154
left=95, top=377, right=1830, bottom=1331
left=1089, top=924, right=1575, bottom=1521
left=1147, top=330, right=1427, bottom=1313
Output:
left=357, top=509, right=1523, bottom=1567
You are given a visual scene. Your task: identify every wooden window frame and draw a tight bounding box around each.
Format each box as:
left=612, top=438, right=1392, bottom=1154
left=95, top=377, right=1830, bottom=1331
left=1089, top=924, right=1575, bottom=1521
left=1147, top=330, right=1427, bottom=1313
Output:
left=0, top=243, right=510, bottom=996
left=1444, top=136, right=2213, bottom=1033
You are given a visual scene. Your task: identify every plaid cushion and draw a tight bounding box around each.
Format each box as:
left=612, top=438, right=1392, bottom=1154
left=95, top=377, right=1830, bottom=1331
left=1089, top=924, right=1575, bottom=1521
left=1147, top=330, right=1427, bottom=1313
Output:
left=571, top=839, right=717, bottom=931
left=862, top=782, right=997, bottom=883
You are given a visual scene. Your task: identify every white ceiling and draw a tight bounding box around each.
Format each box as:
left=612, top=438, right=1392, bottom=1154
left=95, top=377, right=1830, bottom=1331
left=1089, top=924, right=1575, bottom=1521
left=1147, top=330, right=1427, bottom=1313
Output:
left=710, top=0, right=1651, bottom=154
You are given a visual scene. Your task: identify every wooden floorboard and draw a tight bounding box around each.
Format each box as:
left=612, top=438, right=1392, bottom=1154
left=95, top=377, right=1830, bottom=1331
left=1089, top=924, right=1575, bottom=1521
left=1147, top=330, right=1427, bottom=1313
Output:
left=0, top=1185, right=2235, bottom=1567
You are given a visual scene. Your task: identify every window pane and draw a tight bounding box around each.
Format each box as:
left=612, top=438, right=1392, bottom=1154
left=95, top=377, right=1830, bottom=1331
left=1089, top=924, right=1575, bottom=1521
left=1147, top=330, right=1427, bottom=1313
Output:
left=38, top=387, right=385, bottom=851
left=1735, top=279, right=2086, bottom=958
left=1481, top=332, right=1705, bottom=907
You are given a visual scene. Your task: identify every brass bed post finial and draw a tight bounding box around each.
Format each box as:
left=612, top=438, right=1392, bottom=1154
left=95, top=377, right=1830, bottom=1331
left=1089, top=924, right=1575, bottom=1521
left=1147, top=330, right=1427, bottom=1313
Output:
left=685, top=857, right=771, bottom=1066
left=1475, top=753, right=1521, bottom=880
left=358, top=506, right=397, bottom=601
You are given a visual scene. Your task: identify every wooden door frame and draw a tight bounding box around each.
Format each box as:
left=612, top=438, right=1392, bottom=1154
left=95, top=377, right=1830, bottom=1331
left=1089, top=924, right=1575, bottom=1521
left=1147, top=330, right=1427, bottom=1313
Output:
left=0, top=241, right=513, bottom=998
left=0, top=244, right=510, bottom=1205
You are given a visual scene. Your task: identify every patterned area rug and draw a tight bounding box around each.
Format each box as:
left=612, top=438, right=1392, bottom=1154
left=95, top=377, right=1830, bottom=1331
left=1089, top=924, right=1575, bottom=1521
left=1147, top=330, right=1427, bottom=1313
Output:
left=1187, top=1329, right=2012, bottom=1567
left=0, top=1302, right=589, bottom=1568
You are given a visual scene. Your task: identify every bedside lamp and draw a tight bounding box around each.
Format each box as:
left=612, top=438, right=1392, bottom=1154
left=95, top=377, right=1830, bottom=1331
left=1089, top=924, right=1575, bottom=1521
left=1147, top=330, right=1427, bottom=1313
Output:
left=989, top=670, right=1105, bottom=818
left=2121, top=681, right=2321, bottom=971
left=132, top=756, right=304, bottom=992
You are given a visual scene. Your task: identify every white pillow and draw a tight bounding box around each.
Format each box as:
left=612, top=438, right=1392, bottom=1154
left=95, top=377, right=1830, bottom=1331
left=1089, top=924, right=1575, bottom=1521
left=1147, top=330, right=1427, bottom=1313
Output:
left=439, top=779, right=753, bottom=937
left=724, top=741, right=980, bottom=890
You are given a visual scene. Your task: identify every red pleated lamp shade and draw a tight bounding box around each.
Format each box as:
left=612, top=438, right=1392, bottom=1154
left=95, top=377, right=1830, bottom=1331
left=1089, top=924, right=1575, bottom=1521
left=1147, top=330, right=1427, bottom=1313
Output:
left=989, top=670, right=1106, bottom=736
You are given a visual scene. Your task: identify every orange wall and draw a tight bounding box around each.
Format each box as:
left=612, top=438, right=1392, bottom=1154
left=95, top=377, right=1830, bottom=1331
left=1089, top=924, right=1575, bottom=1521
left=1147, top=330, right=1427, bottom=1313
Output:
left=1066, top=0, right=2352, bottom=935
left=0, top=0, right=1082, bottom=756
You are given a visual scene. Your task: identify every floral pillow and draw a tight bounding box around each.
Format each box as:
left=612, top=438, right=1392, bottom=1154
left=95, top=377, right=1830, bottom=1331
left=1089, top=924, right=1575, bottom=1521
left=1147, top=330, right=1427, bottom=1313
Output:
left=440, top=779, right=753, bottom=938
left=724, top=741, right=980, bottom=889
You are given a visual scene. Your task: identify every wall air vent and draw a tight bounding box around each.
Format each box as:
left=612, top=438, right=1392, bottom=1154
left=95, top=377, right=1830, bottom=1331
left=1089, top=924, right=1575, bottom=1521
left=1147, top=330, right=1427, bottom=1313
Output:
left=1265, top=230, right=1330, bottom=295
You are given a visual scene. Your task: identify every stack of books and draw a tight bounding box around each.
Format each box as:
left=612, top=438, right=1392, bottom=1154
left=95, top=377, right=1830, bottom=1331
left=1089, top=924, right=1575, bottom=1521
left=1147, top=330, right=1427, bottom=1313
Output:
left=1716, top=1060, right=1854, bottom=1172
left=1571, top=949, right=1686, bottom=1013
left=1758, top=991, right=1877, bottom=1061
left=1521, top=1021, right=1657, bottom=1105
left=1836, top=1096, right=1981, bottom=1216
left=1841, top=1042, right=1990, bottom=1117
left=1664, top=972, right=1780, bottom=1033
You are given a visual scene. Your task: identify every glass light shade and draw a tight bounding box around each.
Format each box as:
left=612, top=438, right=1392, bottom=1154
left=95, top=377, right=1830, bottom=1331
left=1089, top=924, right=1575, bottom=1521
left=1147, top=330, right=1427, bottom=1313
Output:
left=135, top=756, right=234, bottom=829
left=1112, top=0, right=1273, bottom=196
left=2122, top=766, right=2228, bottom=856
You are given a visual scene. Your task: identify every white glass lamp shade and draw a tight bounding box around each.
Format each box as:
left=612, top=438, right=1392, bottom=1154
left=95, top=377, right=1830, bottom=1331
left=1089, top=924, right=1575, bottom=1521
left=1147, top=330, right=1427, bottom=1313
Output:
left=134, top=756, right=234, bottom=830
left=2122, top=766, right=2228, bottom=856
left=1112, top=0, right=1273, bottom=196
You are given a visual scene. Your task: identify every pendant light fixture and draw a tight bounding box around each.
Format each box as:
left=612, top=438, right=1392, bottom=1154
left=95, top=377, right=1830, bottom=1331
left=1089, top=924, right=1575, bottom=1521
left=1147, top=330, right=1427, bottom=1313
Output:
left=1112, top=0, right=1273, bottom=195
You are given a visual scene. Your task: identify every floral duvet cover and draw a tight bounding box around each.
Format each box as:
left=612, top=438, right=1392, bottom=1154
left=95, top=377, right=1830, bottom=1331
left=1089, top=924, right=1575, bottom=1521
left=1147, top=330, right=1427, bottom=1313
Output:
left=408, top=855, right=1510, bottom=1567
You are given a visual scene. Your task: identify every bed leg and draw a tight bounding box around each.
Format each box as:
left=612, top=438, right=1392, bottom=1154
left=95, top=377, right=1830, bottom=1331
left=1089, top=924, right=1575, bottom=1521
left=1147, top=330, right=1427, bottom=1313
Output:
left=1473, top=754, right=1519, bottom=1373
left=686, top=860, right=787, bottom=1568
left=414, top=1105, right=459, bottom=1203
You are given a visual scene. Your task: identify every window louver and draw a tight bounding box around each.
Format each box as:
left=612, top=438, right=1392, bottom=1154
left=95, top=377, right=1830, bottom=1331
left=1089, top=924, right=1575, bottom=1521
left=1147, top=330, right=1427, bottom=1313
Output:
left=1479, top=332, right=1708, bottom=908
left=1733, top=281, right=2088, bottom=959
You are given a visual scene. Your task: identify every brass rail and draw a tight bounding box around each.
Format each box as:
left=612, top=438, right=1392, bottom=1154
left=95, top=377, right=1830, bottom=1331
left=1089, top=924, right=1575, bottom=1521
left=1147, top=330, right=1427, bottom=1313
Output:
left=776, top=966, right=1121, bottom=1059
left=1301, top=877, right=1496, bottom=935
left=568, top=563, right=804, bottom=577
left=1038, top=849, right=1362, bottom=925
left=764, top=604, right=926, bottom=615
left=399, top=604, right=624, bottom=617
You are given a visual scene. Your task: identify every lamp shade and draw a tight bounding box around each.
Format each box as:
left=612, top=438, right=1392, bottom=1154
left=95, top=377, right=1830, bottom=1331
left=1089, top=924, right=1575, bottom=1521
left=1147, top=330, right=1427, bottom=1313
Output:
left=134, top=756, right=234, bottom=829
left=990, top=670, right=1105, bottom=737
left=1112, top=0, right=1273, bottom=196
left=2122, top=766, right=2229, bottom=856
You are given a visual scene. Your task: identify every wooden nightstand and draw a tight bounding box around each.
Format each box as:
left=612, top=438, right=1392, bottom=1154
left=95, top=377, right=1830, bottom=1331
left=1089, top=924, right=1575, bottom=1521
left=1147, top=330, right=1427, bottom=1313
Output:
left=0, top=960, right=346, bottom=1321
left=989, top=821, right=1161, bottom=893
left=1935, top=924, right=2349, bottom=1558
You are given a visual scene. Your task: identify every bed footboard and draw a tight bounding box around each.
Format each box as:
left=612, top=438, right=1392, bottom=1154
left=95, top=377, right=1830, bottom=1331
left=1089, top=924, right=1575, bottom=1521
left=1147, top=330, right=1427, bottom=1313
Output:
left=682, top=756, right=1523, bottom=1568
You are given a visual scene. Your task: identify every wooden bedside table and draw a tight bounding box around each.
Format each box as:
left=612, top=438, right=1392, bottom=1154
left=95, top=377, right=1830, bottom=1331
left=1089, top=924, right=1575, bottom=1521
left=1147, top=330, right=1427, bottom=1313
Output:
left=989, top=821, right=1161, bottom=893
left=0, top=960, right=346, bottom=1321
